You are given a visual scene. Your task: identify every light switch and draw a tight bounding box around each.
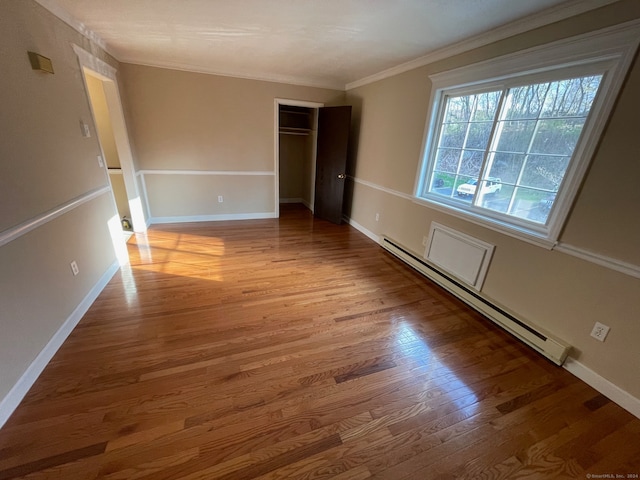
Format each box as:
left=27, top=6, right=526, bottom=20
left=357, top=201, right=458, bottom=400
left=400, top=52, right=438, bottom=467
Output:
left=80, top=121, right=91, bottom=138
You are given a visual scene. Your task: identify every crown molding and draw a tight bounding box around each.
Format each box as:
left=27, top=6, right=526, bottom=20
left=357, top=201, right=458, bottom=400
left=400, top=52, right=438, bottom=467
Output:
left=32, top=0, right=119, bottom=58
left=345, top=0, right=621, bottom=90
left=32, top=0, right=623, bottom=93
left=32, top=0, right=344, bottom=90
left=118, top=56, right=345, bottom=91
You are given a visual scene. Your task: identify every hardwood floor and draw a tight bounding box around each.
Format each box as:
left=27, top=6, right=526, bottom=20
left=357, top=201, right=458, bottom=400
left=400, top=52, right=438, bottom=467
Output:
left=1, top=204, right=638, bottom=479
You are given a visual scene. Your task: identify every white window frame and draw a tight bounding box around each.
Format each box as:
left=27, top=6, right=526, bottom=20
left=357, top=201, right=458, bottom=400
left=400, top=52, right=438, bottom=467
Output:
left=414, top=21, right=640, bottom=248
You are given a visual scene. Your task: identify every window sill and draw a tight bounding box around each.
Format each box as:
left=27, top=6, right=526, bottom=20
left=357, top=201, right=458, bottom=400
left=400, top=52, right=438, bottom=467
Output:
left=412, top=195, right=557, bottom=250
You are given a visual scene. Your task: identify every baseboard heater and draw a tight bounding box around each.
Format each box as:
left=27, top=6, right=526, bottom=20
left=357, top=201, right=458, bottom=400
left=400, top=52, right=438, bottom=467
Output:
left=380, top=236, right=570, bottom=366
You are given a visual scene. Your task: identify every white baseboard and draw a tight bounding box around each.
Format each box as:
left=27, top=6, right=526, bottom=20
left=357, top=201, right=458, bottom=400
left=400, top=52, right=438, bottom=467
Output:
left=344, top=216, right=380, bottom=244
left=563, top=357, right=640, bottom=419
left=345, top=212, right=640, bottom=418
left=345, top=214, right=640, bottom=419
left=0, top=261, right=120, bottom=429
left=149, top=212, right=277, bottom=224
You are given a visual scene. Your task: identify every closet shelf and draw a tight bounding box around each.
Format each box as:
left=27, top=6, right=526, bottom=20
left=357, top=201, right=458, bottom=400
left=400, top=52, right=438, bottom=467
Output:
left=279, top=105, right=312, bottom=133
left=280, top=109, right=309, bottom=115
left=279, top=127, right=311, bottom=136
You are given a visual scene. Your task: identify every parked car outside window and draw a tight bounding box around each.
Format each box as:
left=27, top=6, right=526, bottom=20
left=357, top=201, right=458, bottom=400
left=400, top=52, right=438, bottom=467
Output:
left=456, top=178, right=502, bottom=198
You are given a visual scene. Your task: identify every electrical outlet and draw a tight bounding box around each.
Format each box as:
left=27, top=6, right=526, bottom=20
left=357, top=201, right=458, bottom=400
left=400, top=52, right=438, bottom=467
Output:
left=590, top=322, right=610, bottom=342
left=375, top=213, right=379, bottom=222
left=218, top=195, right=224, bottom=203
left=70, top=260, right=79, bottom=276
left=422, top=236, right=428, bottom=247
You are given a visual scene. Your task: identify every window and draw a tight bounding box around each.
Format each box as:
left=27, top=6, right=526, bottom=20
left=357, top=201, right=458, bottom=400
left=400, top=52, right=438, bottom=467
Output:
left=415, top=23, right=640, bottom=247
left=429, top=74, right=601, bottom=223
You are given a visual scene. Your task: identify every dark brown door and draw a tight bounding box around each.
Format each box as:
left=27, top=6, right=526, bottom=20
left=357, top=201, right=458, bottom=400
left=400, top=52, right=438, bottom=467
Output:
left=314, top=106, right=352, bottom=224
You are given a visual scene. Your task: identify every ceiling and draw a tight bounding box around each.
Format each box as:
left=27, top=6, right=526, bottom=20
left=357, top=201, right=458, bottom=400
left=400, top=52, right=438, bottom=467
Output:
left=38, top=0, right=617, bottom=89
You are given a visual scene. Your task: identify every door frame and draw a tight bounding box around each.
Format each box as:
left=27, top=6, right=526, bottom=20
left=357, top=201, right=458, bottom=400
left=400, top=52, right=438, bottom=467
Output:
left=274, top=98, right=324, bottom=218
left=73, top=45, right=146, bottom=235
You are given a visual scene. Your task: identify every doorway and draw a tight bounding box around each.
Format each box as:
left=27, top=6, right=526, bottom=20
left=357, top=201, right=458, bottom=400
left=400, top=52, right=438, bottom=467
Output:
left=73, top=45, right=146, bottom=236
left=275, top=100, right=352, bottom=224
left=83, top=72, right=131, bottom=231
left=275, top=99, right=323, bottom=218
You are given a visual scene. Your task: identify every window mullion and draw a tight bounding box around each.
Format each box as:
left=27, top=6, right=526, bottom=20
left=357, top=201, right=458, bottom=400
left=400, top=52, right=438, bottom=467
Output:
left=507, top=116, right=543, bottom=214
left=473, top=88, right=508, bottom=206
left=452, top=96, right=478, bottom=198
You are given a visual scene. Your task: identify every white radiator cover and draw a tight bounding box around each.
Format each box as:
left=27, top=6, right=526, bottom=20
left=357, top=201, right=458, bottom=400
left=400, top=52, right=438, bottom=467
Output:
left=381, top=235, right=570, bottom=365
left=425, top=222, right=494, bottom=290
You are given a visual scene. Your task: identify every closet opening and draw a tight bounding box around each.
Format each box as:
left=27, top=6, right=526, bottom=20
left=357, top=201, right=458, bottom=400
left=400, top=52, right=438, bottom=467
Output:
left=275, top=98, right=352, bottom=224
left=276, top=101, right=322, bottom=216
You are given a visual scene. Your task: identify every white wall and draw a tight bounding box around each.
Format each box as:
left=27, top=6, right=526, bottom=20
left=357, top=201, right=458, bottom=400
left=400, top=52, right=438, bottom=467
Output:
left=120, top=64, right=344, bottom=221
left=344, top=0, right=640, bottom=407
left=0, top=1, right=121, bottom=424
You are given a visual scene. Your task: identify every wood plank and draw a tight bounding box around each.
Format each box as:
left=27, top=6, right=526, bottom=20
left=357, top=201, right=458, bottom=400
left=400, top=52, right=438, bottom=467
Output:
left=0, top=204, right=637, bottom=479
left=0, top=442, right=106, bottom=480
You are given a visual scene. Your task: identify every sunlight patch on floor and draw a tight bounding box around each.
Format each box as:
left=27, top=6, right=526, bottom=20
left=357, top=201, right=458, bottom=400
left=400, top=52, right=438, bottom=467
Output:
left=395, top=322, right=479, bottom=414
left=128, top=231, right=227, bottom=282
